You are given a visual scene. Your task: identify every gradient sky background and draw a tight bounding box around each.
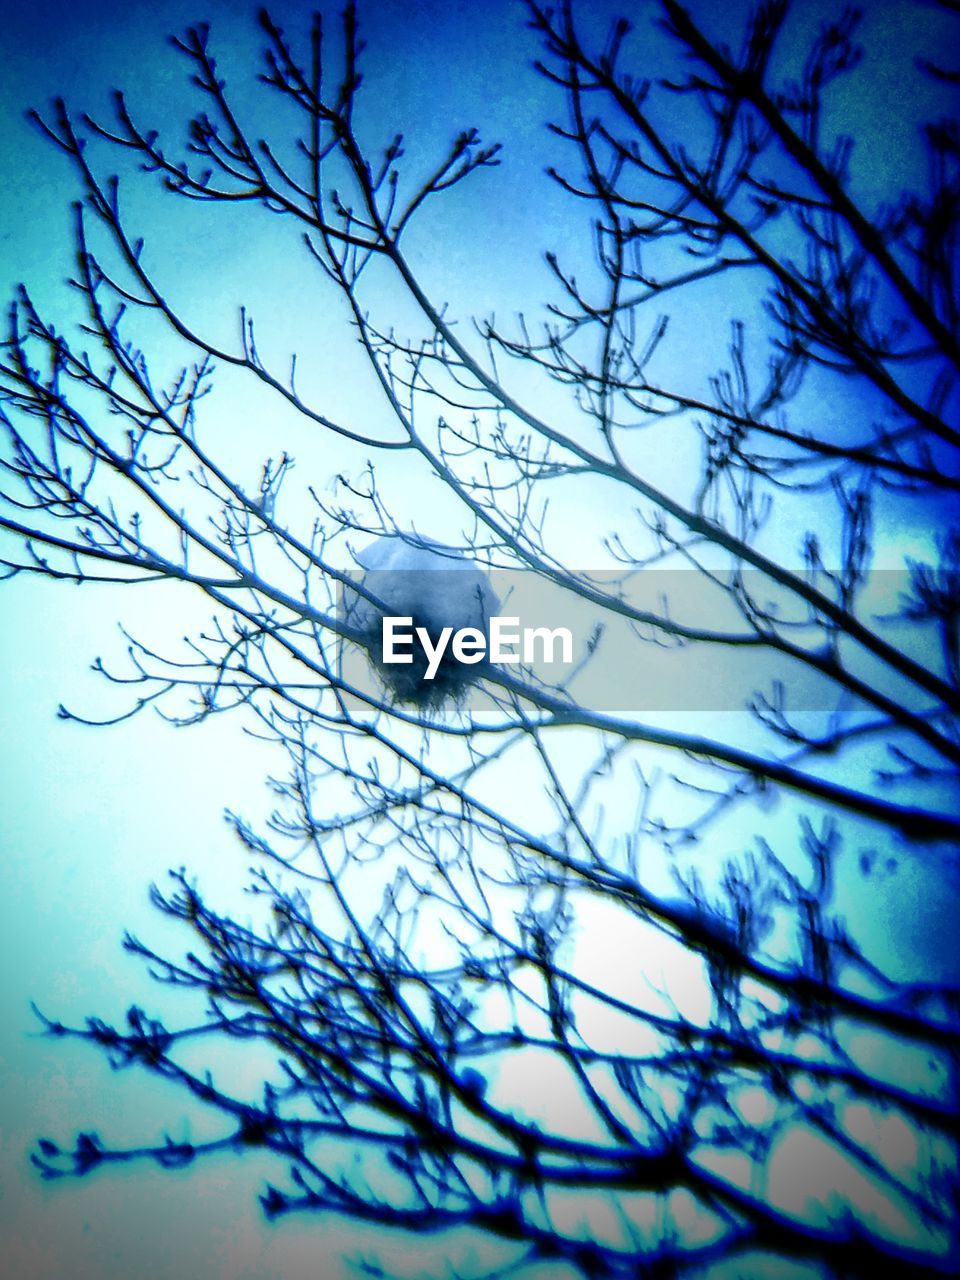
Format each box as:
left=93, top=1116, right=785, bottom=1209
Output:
left=2, top=1, right=959, bottom=1277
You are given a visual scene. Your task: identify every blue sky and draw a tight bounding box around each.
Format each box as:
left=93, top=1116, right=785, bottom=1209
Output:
left=1, top=1, right=959, bottom=1276
left=3, top=8, right=551, bottom=1276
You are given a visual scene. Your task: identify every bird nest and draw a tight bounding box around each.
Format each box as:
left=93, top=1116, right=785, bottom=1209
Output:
left=356, top=610, right=491, bottom=712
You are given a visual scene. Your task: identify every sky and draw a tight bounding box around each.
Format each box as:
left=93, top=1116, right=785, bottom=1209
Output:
left=1, top=1, right=958, bottom=1277
left=7, top=7, right=559, bottom=1276
left=0, top=6, right=589, bottom=1276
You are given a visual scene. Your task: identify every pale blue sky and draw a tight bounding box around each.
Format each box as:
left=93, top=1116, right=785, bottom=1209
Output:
left=1, top=1, right=958, bottom=1276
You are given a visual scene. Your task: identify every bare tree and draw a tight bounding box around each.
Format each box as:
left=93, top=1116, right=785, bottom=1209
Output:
left=2, top=1, right=958, bottom=1275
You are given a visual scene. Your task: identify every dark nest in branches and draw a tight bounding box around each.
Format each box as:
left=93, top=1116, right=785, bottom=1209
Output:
left=354, top=610, right=492, bottom=712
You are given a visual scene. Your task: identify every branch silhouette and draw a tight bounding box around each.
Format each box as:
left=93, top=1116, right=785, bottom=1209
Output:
left=3, top=2, right=958, bottom=1276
